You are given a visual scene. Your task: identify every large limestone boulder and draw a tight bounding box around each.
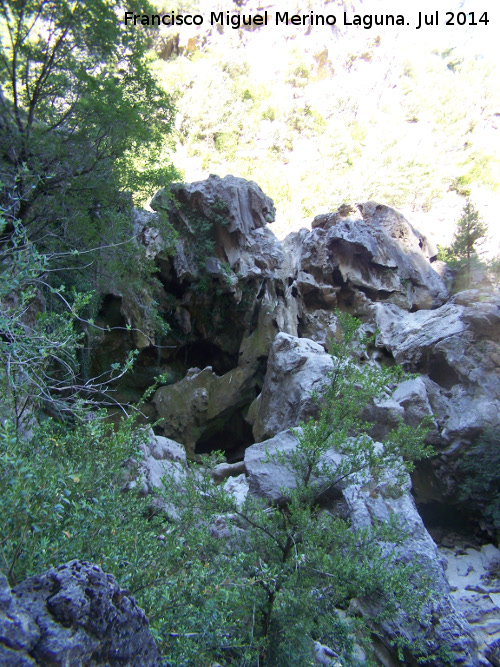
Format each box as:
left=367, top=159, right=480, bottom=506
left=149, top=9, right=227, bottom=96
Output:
left=375, top=291, right=500, bottom=430
left=153, top=173, right=276, bottom=236
left=244, top=428, right=347, bottom=505
left=244, top=429, right=302, bottom=502
left=251, top=333, right=334, bottom=443
left=285, top=202, right=448, bottom=315
left=151, top=174, right=283, bottom=284
left=375, top=290, right=500, bottom=505
left=153, top=365, right=257, bottom=458
left=124, top=432, right=188, bottom=496
left=0, top=561, right=159, bottom=666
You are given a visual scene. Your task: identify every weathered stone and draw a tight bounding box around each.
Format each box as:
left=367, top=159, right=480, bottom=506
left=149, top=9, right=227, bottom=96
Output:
left=374, top=292, right=500, bottom=506
left=440, top=542, right=500, bottom=662
left=151, top=174, right=282, bottom=285
left=152, top=174, right=276, bottom=236
left=238, top=279, right=297, bottom=372
left=344, top=475, right=479, bottom=666
left=244, top=429, right=301, bottom=503
left=252, top=333, right=334, bottom=442
left=294, top=202, right=448, bottom=311
left=223, top=473, right=249, bottom=508
left=153, top=365, right=257, bottom=458
left=127, top=432, right=188, bottom=496
left=211, top=461, right=246, bottom=483
left=244, top=425, right=479, bottom=665
left=244, top=428, right=349, bottom=505
left=297, top=308, right=340, bottom=347
left=102, top=177, right=500, bottom=665
left=0, top=562, right=159, bottom=667
left=486, top=638, right=500, bottom=666
left=375, top=292, right=500, bottom=389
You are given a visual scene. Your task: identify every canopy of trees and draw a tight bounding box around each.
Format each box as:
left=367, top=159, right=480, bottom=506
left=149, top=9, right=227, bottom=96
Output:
left=0, top=0, right=178, bottom=251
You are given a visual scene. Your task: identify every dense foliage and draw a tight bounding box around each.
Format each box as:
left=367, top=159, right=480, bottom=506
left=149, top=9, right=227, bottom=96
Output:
left=0, top=298, right=438, bottom=665
left=153, top=18, right=500, bottom=232
left=151, top=315, right=435, bottom=665
left=1, top=0, right=177, bottom=224
left=0, top=0, right=179, bottom=305
left=0, top=0, right=181, bottom=387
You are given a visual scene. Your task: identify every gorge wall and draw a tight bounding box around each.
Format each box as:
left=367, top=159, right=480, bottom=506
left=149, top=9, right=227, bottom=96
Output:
left=96, top=174, right=500, bottom=665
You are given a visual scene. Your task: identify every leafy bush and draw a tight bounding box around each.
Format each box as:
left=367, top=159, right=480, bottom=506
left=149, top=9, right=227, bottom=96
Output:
left=0, top=218, right=144, bottom=427
left=0, top=273, right=441, bottom=665
left=0, top=417, right=158, bottom=584
left=154, top=314, right=435, bottom=665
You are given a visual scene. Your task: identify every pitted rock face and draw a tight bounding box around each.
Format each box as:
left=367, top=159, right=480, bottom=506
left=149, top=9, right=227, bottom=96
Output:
left=152, top=174, right=276, bottom=235
left=374, top=290, right=500, bottom=511
left=150, top=174, right=282, bottom=285
left=90, top=176, right=498, bottom=665
left=295, top=201, right=448, bottom=311
left=153, top=364, right=257, bottom=458
left=251, top=333, right=334, bottom=443
left=0, top=561, right=160, bottom=666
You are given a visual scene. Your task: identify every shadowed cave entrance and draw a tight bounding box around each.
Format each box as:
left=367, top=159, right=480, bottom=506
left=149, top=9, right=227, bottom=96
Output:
left=416, top=500, right=490, bottom=546
left=173, top=341, right=238, bottom=377
left=195, top=407, right=255, bottom=463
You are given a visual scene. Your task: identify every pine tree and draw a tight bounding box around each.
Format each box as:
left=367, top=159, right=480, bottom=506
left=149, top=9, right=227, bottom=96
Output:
left=450, top=199, right=488, bottom=281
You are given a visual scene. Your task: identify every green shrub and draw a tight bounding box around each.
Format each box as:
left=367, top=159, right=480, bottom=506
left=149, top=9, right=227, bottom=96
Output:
left=261, top=107, right=276, bottom=122
left=437, top=198, right=488, bottom=288
left=0, top=416, right=165, bottom=586
left=155, top=314, right=436, bottom=665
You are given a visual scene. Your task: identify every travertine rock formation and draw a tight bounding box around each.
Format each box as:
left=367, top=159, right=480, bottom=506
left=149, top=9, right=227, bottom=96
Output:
left=0, top=560, right=159, bottom=667
left=95, top=175, right=500, bottom=664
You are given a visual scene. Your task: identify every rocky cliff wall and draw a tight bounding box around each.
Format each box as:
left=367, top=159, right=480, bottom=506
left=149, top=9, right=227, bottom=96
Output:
left=95, top=174, right=500, bottom=664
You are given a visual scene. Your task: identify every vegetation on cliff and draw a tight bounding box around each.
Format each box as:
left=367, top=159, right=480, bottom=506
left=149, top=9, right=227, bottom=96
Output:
left=437, top=198, right=490, bottom=288
left=1, top=2, right=498, bottom=665
left=0, top=0, right=179, bottom=309
left=152, top=2, right=500, bottom=237
left=0, top=305, right=436, bottom=664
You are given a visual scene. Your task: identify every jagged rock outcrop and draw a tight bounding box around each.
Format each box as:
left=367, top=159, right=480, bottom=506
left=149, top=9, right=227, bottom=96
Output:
left=0, top=561, right=159, bottom=667
left=150, top=174, right=281, bottom=285
left=92, top=175, right=500, bottom=664
left=241, top=328, right=489, bottom=664
left=375, top=290, right=500, bottom=506
left=244, top=429, right=304, bottom=502
left=250, top=333, right=334, bottom=442
left=343, top=474, right=479, bottom=666
left=153, top=364, right=257, bottom=458
left=284, top=202, right=447, bottom=323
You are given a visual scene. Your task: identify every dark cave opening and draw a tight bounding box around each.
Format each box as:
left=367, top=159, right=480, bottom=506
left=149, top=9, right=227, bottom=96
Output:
left=355, top=284, right=396, bottom=302
left=416, top=500, right=489, bottom=545
left=174, top=340, right=239, bottom=376
left=302, top=287, right=335, bottom=310
left=97, top=294, right=127, bottom=327
left=195, top=408, right=255, bottom=462
left=427, top=352, right=461, bottom=389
